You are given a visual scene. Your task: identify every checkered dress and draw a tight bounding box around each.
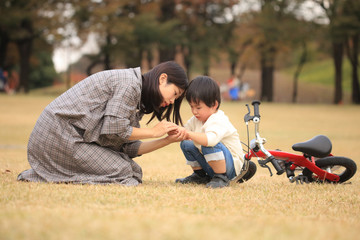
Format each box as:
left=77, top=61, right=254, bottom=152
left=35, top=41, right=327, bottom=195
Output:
left=18, top=68, right=145, bottom=186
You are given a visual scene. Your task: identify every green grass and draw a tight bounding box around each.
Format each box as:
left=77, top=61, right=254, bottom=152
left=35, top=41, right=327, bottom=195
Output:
left=1, top=94, right=360, bottom=240
left=284, top=58, right=352, bottom=91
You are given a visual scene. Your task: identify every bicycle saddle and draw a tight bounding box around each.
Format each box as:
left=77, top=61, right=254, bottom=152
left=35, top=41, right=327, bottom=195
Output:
left=292, top=135, right=332, bottom=158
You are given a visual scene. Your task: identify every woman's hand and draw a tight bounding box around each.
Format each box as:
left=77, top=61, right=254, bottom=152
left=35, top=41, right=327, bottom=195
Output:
left=129, top=120, right=179, bottom=140
left=152, top=120, right=178, bottom=138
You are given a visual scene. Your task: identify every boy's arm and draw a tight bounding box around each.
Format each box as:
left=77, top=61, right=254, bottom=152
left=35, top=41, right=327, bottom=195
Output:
left=187, top=131, right=208, bottom=146
left=173, top=126, right=208, bottom=146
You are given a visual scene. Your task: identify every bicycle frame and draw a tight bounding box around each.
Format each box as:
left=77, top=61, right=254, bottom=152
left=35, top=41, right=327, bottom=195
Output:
left=245, top=149, right=339, bottom=182
left=243, top=101, right=340, bottom=183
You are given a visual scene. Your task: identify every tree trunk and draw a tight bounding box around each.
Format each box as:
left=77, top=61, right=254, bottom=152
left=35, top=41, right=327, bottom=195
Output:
left=16, top=38, right=32, bottom=93
left=350, top=35, right=360, bottom=104
left=228, top=49, right=238, bottom=76
left=0, top=32, right=9, bottom=68
left=332, top=41, right=344, bottom=104
left=260, top=62, right=274, bottom=102
left=183, top=45, right=192, bottom=78
left=230, top=62, right=236, bottom=76
left=104, top=33, right=111, bottom=70
left=146, top=49, right=154, bottom=69
left=159, top=0, right=176, bottom=62
left=202, top=48, right=210, bottom=76
left=260, top=47, right=276, bottom=102
left=66, top=64, right=71, bottom=90
left=15, top=18, right=34, bottom=93
left=292, top=42, right=307, bottom=103
left=159, top=48, right=176, bottom=63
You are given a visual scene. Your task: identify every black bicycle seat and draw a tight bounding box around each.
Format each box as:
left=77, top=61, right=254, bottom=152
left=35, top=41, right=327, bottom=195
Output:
left=292, top=135, right=332, bottom=158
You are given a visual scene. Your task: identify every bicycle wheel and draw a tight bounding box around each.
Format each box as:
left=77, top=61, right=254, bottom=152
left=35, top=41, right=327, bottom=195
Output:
left=302, top=156, right=357, bottom=183
left=237, top=161, right=257, bottom=183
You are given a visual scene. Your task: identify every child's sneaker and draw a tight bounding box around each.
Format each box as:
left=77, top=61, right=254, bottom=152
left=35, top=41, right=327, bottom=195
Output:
left=175, top=172, right=211, bottom=184
left=206, top=174, right=229, bottom=188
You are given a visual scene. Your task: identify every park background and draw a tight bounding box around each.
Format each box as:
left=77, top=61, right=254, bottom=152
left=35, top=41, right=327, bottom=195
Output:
left=1, top=0, right=359, bottom=104
left=1, top=0, right=360, bottom=240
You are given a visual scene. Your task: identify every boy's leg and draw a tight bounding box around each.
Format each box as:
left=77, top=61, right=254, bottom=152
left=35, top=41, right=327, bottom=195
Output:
left=202, top=143, right=236, bottom=188
left=175, top=140, right=211, bottom=184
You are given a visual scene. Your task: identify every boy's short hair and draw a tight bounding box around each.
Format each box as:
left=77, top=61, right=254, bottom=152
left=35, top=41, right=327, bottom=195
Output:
left=186, top=76, right=221, bottom=109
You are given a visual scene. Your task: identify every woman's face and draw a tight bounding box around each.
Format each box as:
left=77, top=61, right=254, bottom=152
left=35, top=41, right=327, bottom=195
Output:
left=158, top=73, right=184, bottom=108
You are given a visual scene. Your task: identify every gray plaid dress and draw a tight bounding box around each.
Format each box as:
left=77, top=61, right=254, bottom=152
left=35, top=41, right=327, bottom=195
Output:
left=18, top=68, right=145, bottom=186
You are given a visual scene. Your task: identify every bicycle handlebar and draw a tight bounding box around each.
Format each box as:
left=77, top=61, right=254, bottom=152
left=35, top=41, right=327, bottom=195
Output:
left=269, top=156, right=285, bottom=175
left=252, top=100, right=261, bottom=118
left=246, top=100, right=285, bottom=175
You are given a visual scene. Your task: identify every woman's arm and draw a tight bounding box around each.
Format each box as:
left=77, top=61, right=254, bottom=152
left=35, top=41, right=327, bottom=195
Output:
left=137, top=130, right=186, bottom=155
left=137, top=138, right=171, bottom=155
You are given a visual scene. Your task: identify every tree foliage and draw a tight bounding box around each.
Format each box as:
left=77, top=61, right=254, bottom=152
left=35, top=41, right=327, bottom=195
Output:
left=0, top=0, right=62, bottom=92
left=313, top=0, right=360, bottom=104
left=0, top=0, right=359, bottom=104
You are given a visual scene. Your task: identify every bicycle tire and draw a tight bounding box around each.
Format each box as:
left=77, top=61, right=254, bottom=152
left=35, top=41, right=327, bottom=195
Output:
left=237, top=161, right=257, bottom=183
left=302, top=156, right=357, bottom=183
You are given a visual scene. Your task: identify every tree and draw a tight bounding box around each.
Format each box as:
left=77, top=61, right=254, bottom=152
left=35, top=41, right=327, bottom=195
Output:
left=0, top=0, right=65, bottom=93
left=158, top=0, right=177, bottom=62
left=342, top=0, right=360, bottom=104
left=176, top=0, right=238, bottom=76
left=72, top=0, right=133, bottom=73
left=251, top=0, right=302, bottom=102
left=314, top=0, right=347, bottom=104
left=290, top=19, right=318, bottom=103
left=292, top=41, right=307, bottom=103
left=225, top=20, right=252, bottom=78
left=29, top=39, right=58, bottom=89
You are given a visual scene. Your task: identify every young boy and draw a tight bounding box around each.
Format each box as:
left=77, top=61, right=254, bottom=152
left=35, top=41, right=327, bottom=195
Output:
left=175, top=76, right=244, bottom=188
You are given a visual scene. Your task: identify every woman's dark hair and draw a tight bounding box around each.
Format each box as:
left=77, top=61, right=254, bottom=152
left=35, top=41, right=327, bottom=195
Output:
left=141, top=61, right=188, bottom=125
left=186, top=76, right=221, bottom=109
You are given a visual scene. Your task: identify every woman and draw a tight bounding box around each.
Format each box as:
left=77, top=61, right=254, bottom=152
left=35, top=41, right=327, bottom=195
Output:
left=18, top=61, right=188, bottom=186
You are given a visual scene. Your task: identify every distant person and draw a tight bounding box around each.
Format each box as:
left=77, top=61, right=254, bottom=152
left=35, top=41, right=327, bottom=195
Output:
left=227, top=75, right=240, bottom=101
left=174, top=76, right=245, bottom=188
left=6, top=70, right=19, bottom=94
left=0, top=68, right=7, bottom=92
left=18, top=61, right=188, bottom=186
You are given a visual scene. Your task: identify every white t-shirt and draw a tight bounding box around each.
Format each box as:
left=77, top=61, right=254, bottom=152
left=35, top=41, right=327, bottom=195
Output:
left=185, top=110, right=244, bottom=175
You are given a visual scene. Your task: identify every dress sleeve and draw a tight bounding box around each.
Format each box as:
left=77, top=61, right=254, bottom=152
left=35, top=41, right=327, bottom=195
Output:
left=101, top=74, right=141, bottom=139
left=121, top=141, right=142, bottom=158
left=97, top=132, right=142, bottom=158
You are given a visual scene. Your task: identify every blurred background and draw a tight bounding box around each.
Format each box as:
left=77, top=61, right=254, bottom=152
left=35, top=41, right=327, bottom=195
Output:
left=0, top=0, right=359, bottom=104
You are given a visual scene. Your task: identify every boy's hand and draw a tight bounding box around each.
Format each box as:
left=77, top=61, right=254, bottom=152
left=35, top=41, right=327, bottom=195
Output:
left=166, top=126, right=188, bottom=142
left=176, top=127, right=189, bottom=140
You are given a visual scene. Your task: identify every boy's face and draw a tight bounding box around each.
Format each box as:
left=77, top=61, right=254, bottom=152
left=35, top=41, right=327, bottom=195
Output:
left=189, top=100, right=218, bottom=123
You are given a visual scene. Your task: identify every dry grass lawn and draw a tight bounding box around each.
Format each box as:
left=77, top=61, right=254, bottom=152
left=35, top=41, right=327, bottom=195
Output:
left=1, top=94, right=360, bottom=240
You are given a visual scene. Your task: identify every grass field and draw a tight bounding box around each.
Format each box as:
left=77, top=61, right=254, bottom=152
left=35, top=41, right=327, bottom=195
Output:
left=1, top=94, right=360, bottom=240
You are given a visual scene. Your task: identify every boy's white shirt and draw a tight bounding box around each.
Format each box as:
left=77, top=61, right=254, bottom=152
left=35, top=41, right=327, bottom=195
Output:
left=184, top=110, right=244, bottom=176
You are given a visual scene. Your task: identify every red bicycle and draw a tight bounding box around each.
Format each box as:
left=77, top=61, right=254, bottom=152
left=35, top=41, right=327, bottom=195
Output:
left=235, top=100, right=357, bottom=184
